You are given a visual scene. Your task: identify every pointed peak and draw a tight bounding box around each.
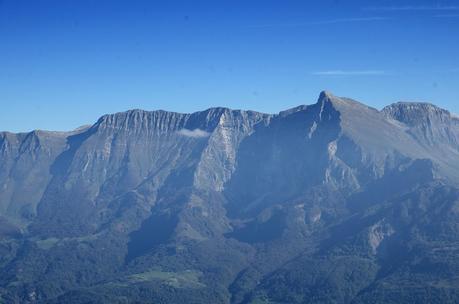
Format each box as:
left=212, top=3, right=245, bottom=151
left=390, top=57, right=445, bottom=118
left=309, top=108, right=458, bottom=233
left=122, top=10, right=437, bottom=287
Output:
left=316, top=91, right=352, bottom=108
left=317, top=91, right=380, bottom=114
left=318, top=90, right=335, bottom=101
left=317, top=90, right=351, bottom=107
left=278, top=91, right=375, bottom=119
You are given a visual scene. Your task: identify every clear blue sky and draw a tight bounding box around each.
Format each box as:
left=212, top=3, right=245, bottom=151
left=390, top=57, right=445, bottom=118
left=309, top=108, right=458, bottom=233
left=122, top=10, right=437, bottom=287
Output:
left=1, top=0, right=458, bottom=132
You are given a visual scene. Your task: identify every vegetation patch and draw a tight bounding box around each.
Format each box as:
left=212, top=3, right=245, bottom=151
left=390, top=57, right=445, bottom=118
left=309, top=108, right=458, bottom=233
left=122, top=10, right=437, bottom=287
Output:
left=126, top=270, right=206, bottom=289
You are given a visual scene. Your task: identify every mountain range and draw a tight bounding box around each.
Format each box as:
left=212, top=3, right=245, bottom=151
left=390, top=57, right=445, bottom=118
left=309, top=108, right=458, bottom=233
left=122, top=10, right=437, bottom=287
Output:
left=1, top=91, right=459, bottom=303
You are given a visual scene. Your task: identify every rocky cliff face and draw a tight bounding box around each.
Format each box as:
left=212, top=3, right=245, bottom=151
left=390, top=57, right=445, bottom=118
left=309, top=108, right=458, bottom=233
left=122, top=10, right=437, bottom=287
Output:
left=382, top=101, right=459, bottom=150
left=1, top=92, right=459, bottom=304
left=0, top=130, right=72, bottom=225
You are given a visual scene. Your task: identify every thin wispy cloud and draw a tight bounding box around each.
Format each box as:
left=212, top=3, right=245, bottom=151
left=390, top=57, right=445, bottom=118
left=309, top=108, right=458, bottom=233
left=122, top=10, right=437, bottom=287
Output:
left=310, top=17, right=389, bottom=25
left=365, top=5, right=459, bottom=11
left=248, top=17, right=388, bottom=29
left=435, top=14, right=459, bottom=17
left=312, top=70, right=387, bottom=76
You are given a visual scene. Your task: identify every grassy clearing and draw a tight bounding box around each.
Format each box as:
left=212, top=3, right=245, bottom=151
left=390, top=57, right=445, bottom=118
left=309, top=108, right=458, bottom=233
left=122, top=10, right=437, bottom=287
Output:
left=127, top=270, right=206, bottom=288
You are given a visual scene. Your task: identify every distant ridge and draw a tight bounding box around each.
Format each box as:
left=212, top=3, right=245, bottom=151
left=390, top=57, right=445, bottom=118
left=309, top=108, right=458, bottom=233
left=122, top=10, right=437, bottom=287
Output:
left=1, top=91, right=459, bottom=304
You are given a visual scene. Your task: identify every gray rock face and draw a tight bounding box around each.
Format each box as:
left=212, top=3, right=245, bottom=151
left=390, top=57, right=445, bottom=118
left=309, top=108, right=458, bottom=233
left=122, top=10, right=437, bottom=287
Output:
left=1, top=92, right=459, bottom=303
left=0, top=130, right=74, bottom=225
left=383, top=101, right=459, bottom=149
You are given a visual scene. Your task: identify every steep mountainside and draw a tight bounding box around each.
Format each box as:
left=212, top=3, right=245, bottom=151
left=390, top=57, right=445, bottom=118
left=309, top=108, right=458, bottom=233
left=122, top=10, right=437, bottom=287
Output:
left=1, top=91, right=459, bottom=304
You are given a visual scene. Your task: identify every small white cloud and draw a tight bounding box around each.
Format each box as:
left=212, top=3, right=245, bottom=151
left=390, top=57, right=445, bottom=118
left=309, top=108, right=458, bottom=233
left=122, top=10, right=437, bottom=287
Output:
left=177, top=128, right=210, bottom=138
left=312, top=70, right=387, bottom=76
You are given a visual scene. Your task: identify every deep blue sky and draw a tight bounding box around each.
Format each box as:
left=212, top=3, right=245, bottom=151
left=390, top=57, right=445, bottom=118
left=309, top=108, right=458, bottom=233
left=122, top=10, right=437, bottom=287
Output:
left=1, top=0, right=458, bottom=132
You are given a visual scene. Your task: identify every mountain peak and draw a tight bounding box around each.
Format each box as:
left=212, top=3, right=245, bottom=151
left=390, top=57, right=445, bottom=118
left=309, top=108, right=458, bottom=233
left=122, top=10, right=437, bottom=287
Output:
left=382, top=101, right=453, bottom=126
left=317, top=90, right=375, bottom=111
left=318, top=90, right=335, bottom=101
left=317, top=90, right=349, bottom=107
left=316, top=91, right=346, bottom=112
left=383, top=101, right=445, bottom=113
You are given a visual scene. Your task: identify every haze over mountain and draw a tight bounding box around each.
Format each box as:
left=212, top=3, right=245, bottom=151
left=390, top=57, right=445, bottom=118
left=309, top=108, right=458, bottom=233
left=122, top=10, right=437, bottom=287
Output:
left=1, top=91, right=459, bottom=303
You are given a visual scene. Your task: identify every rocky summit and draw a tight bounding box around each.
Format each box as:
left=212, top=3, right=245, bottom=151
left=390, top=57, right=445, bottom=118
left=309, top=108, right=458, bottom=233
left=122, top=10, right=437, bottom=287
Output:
left=1, top=91, right=459, bottom=303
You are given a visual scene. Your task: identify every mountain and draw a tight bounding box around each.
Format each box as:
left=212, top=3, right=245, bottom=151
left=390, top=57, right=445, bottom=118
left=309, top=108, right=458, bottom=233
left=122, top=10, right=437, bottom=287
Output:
left=1, top=91, right=459, bottom=304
